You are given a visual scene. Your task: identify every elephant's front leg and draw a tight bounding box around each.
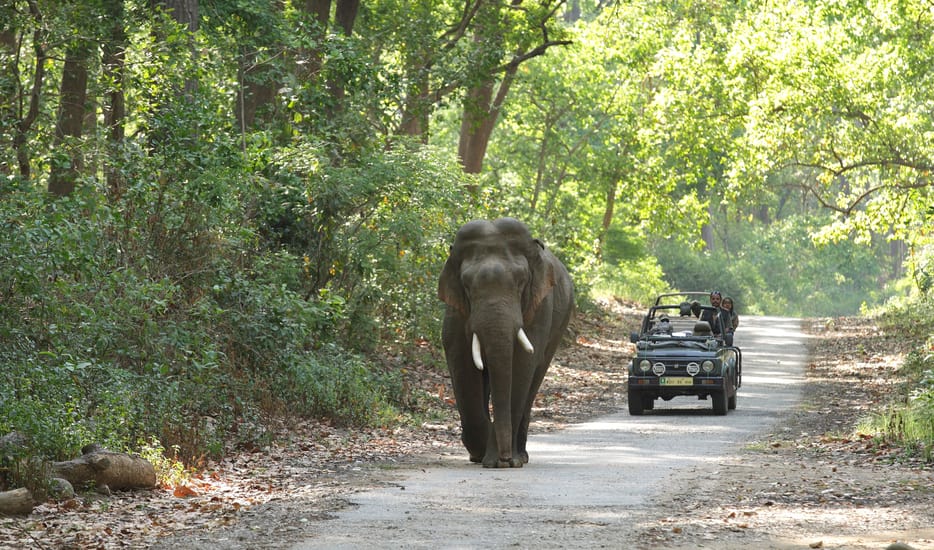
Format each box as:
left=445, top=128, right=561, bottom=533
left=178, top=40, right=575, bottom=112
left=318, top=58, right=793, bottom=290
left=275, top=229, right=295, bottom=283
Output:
left=443, top=320, right=491, bottom=463
left=452, top=366, right=491, bottom=464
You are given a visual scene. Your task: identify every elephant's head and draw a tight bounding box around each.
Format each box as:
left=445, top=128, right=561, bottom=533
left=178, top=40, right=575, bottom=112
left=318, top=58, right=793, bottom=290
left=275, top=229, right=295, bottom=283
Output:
left=438, top=218, right=560, bottom=467
left=439, top=218, right=556, bottom=362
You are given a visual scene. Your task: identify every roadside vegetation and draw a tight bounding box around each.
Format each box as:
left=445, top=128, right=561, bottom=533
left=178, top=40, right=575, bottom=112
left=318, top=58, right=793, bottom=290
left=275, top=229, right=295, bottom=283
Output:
left=2, top=0, right=933, bottom=498
left=860, top=298, right=934, bottom=461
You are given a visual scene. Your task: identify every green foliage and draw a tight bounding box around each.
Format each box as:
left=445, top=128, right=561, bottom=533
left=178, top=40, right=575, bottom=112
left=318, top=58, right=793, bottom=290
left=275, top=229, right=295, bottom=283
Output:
left=256, top=139, right=477, bottom=349
left=138, top=437, right=189, bottom=488
left=859, top=308, right=934, bottom=463
left=0, top=137, right=467, bottom=470
left=590, top=225, right=670, bottom=305
left=281, top=344, right=402, bottom=427
left=649, top=216, right=895, bottom=316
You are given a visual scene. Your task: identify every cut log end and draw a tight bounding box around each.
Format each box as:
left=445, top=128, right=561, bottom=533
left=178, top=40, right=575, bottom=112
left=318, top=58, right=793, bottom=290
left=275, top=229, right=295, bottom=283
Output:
left=52, top=450, right=156, bottom=491
left=0, top=488, right=35, bottom=516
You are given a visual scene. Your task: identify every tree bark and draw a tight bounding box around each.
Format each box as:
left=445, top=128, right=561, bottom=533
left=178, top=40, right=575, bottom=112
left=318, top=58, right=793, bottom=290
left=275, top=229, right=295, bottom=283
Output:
left=326, top=0, right=359, bottom=111
left=52, top=447, right=157, bottom=491
left=456, top=2, right=571, bottom=181
left=48, top=41, right=91, bottom=196
left=334, top=0, right=359, bottom=35
left=0, top=488, right=34, bottom=516
left=459, top=67, right=517, bottom=176
left=102, top=0, right=127, bottom=199
left=13, top=1, right=47, bottom=179
left=0, top=28, right=16, bottom=177
left=153, top=0, right=199, bottom=96
left=299, top=0, right=331, bottom=78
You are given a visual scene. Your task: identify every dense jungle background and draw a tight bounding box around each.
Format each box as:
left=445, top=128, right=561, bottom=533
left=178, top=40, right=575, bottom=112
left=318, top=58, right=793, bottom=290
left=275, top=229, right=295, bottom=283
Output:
left=1, top=0, right=933, bottom=486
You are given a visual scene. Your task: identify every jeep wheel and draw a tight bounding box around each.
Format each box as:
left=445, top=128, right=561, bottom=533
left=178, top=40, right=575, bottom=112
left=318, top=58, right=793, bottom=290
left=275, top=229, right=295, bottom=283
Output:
left=712, top=390, right=728, bottom=415
left=728, top=391, right=737, bottom=410
left=628, top=389, right=644, bottom=416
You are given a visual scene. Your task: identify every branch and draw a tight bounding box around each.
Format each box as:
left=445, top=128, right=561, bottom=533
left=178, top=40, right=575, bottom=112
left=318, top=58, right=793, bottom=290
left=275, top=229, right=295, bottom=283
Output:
left=789, top=158, right=933, bottom=216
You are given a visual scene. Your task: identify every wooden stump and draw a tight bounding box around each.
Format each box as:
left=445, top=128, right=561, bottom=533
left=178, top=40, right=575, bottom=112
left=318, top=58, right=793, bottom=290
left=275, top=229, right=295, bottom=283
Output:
left=0, top=488, right=34, bottom=516
left=52, top=447, right=156, bottom=491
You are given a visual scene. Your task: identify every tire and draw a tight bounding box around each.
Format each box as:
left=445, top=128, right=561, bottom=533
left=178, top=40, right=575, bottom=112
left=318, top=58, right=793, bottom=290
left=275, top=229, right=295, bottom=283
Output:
left=628, top=389, right=645, bottom=416
left=712, top=389, right=728, bottom=415
left=643, top=396, right=655, bottom=410
left=728, top=372, right=738, bottom=410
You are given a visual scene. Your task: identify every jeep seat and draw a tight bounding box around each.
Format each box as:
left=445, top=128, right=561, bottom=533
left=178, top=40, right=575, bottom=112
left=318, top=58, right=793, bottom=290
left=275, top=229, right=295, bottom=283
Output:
left=693, top=321, right=712, bottom=336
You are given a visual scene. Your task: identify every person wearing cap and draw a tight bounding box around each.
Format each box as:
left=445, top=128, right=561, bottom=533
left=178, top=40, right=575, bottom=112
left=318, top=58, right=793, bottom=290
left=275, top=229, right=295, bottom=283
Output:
left=652, top=315, right=672, bottom=335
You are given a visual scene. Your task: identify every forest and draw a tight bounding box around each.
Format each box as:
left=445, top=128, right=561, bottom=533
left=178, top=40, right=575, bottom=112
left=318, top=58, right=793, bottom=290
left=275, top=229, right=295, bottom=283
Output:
left=1, top=0, right=933, bottom=487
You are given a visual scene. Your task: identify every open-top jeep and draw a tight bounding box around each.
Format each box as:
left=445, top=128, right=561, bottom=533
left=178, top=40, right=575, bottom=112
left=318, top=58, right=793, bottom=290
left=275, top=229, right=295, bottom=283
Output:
left=627, top=293, right=742, bottom=415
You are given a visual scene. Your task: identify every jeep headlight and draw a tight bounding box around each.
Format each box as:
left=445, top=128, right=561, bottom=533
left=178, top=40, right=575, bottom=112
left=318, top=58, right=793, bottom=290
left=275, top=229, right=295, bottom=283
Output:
left=702, top=360, right=715, bottom=373
left=639, top=359, right=651, bottom=372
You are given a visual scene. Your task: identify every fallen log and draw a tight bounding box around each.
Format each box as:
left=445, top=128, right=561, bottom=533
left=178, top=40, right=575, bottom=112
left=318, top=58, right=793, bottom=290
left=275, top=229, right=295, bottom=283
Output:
left=52, top=447, right=156, bottom=491
left=0, top=488, right=34, bottom=516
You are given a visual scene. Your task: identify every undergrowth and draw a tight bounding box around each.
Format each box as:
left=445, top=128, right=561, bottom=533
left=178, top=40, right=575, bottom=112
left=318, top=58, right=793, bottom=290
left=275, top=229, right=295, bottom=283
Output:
left=860, top=295, right=934, bottom=462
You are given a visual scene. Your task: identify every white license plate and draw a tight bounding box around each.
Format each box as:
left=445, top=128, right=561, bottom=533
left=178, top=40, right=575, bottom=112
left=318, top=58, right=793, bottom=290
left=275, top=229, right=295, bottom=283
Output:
left=659, top=376, right=693, bottom=386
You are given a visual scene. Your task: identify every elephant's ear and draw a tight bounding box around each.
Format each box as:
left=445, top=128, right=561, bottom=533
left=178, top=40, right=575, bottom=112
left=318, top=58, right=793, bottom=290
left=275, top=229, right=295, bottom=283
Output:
left=438, top=255, right=468, bottom=316
left=523, top=246, right=556, bottom=325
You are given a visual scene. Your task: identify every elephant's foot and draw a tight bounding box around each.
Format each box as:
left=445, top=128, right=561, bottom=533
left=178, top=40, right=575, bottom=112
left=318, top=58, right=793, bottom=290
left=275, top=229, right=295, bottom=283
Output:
left=518, top=450, right=529, bottom=464
left=468, top=454, right=483, bottom=464
left=482, top=457, right=524, bottom=468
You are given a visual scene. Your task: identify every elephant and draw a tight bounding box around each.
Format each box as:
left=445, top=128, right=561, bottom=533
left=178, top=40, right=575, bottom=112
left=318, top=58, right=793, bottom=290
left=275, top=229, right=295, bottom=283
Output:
left=438, top=218, right=574, bottom=468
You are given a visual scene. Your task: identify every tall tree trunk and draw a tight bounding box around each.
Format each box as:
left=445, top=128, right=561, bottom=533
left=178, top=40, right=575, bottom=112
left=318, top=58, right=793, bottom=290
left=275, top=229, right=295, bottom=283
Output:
left=326, top=0, right=359, bottom=112
left=564, top=0, right=581, bottom=23
left=102, top=0, right=127, bottom=199
left=456, top=2, right=570, bottom=182
left=598, top=181, right=618, bottom=258
left=334, top=0, right=359, bottom=35
left=48, top=42, right=90, bottom=196
left=236, top=47, right=278, bottom=134
left=0, top=28, right=16, bottom=177
left=458, top=67, right=517, bottom=177
left=13, top=1, right=46, bottom=180
left=299, top=0, right=330, bottom=78
left=397, top=66, right=431, bottom=142
left=153, top=0, right=199, bottom=96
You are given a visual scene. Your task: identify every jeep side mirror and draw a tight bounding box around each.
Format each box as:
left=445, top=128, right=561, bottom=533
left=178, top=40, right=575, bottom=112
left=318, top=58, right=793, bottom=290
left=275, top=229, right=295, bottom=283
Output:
left=630, top=332, right=640, bottom=343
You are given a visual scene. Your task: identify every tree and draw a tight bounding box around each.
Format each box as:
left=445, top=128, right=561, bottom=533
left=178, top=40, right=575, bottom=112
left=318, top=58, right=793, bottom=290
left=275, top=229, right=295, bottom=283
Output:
left=457, top=0, right=571, bottom=176
left=101, top=0, right=127, bottom=198
left=48, top=38, right=91, bottom=196
left=4, top=0, right=48, bottom=181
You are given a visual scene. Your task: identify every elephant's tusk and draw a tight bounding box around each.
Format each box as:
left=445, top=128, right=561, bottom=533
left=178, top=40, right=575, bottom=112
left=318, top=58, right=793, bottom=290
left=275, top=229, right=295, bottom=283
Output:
left=472, top=333, right=484, bottom=370
left=518, top=328, right=534, bottom=354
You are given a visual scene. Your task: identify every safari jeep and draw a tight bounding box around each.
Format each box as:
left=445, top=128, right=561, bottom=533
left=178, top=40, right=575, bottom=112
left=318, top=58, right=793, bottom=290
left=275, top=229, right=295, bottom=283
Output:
left=627, top=293, right=742, bottom=415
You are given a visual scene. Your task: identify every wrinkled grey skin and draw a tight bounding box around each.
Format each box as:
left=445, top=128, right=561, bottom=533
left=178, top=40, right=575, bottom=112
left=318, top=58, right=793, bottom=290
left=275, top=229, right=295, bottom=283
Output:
left=438, top=218, right=574, bottom=468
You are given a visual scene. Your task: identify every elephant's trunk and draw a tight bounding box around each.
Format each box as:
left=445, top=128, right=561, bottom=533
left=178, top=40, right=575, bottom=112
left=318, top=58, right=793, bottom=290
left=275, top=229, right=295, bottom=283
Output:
left=471, top=328, right=534, bottom=370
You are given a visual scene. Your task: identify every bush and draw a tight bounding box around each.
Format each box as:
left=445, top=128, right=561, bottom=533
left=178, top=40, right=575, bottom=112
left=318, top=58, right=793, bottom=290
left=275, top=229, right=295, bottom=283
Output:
left=590, top=257, right=669, bottom=306
left=281, top=345, right=402, bottom=426
left=0, top=137, right=468, bottom=470
left=859, top=297, right=934, bottom=463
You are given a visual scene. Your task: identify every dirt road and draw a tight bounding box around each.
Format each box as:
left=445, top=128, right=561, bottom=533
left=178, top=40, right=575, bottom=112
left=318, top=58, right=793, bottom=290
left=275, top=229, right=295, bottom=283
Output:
left=291, top=316, right=814, bottom=549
